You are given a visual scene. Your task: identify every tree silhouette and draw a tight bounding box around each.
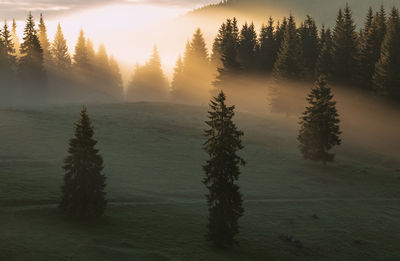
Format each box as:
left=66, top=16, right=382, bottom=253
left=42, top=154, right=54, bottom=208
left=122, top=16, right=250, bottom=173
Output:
left=298, top=76, right=341, bottom=165
left=18, top=12, right=47, bottom=101
left=332, top=5, right=358, bottom=84
left=11, top=19, right=20, bottom=58
left=373, top=7, right=400, bottom=99
left=60, top=106, right=107, bottom=220
left=52, top=23, right=71, bottom=74
left=316, top=26, right=333, bottom=78
left=299, top=15, right=319, bottom=77
left=214, top=18, right=241, bottom=88
left=127, top=45, right=169, bottom=101
left=238, top=22, right=258, bottom=72
left=38, top=14, right=53, bottom=70
left=273, top=14, right=304, bottom=79
left=203, top=91, right=245, bottom=248
left=258, top=17, right=277, bottom=73
left=172, top=29, right=212, bottom=103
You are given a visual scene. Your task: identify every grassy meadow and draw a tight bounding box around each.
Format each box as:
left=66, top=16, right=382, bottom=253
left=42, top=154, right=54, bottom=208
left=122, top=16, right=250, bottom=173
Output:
left=0, top=102, right=399, bottom=261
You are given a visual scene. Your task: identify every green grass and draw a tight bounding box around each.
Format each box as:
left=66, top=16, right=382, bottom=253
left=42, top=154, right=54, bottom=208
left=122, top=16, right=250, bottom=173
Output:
left=0, top=102, right=399, bottom=260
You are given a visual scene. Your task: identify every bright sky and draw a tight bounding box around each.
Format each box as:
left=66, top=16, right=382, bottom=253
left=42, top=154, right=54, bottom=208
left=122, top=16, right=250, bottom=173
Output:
left=6, top=0, right=219, bottom=78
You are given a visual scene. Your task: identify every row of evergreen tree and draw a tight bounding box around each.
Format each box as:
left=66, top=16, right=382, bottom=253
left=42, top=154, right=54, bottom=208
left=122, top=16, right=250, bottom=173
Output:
left=0, top=13, right=123, bottom=104
left=129, top=4, right=400, bottom=106
left=213, top=4, right=400, bottom=99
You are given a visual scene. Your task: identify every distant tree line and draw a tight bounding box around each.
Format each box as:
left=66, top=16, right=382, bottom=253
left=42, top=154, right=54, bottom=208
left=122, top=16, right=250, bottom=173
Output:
left=0, top=13, right=123, bottom=104
left=211, top=4, right=400, bottom=100
left=131, top=4, right=400, bottom=107
left=2, top=5, right=399, bottom=105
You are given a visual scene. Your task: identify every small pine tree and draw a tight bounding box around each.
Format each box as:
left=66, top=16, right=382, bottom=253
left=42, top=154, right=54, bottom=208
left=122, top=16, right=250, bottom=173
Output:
left=60, top=106, right=107, bottom=219
left=203, top=91, right=245, bottom=248
left=258, top=17, right=277, bottom=73
left=170, top=56, right=185, bottom=99
left=2, top=21, right=16, bottom=65
left=38, top=14, right=52, bottom=69
left=11, top=19, right=20, bottom=57
left=18, top=12, right=47, bottom=98
left=332, top=5, right=359, bottom=84
left=298, top=76, right=341, bottom=165
left=299, top=15, right=319, bottom=77
left=52, top=23, right=71, bottom=74
left=273, top=14, right=305, bottom=79
left=373, top=7, right=400, bottom=99
left=73, top=29, right=88, bottom=70
left=359, top=8, right=382, bottom=89
left=238, top=22, right=258, bottom=72
left=316, top=27, right=334, bottom=77
left=214, top=18, right=241, bottom=88
left=0, top=28, right=15, bottom=91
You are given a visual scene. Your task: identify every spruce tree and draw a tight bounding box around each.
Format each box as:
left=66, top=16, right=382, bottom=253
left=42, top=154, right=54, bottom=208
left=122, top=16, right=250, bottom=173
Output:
left=73, top=29, right=88, bottom=70
left=108, top=55, right=124, bottom=100
left=203, top=91, right=245, bottom=248
left=238, top=22, right=258, bottom=72
left=332, top=5, right=359, bottom=84
left=2, top=21, right=16, bottom=65
left=127, top=45, right=168, bottom=101
left=316, top=27, right=334, bottom=78
left=373, top=7, right=400, bottom=99
left=298, top=76, right=341, bottom=165
left=173, top=28, right=213, bottom=103
left=60, top=106, right=107, bottom=219
left=18, top=12, right=47, bottom=97
left=0, top=29, right=15, bottom=93
left=375, top=5, right=387, bottom=48
left=299, top=15, right=319, bottom=76
left=52, top=23, right=71, bottom=74
left=359, top=8, right=382, bottom=89
left=275, top=17, right=288, bottom=49
left=211, top=23, right=227, bottom=72
left=171, top=56, right=186, bottom=99
left=38, top=14, right=52, bottom=70
left=273, top=14, right=304, bottom=79
left=214, top=18, right=241, bottom=88
left=190, top=28, right=209, bottom=65
left=11, top=19, right=20, bottom=57
left=258, top=17, right=277, bottom=73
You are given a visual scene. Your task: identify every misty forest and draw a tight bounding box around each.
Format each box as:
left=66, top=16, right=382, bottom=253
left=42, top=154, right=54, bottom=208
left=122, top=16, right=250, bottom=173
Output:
left=0, top=0, right=400, bottom=260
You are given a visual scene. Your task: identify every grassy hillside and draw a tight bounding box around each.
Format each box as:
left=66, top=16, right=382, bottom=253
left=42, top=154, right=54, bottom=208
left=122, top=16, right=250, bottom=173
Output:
left=190, top=0, right=400, bottom=26
left=0, top=102, right=399, bottom=260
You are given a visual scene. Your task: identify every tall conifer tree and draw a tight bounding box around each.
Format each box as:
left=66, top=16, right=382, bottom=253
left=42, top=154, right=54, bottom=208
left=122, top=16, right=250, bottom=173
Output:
left=52, top=23, right=71, bottom=74
left=373, top=7, right=400, bottom=99
left=258, top=17, right=277, bottom=73
left=359, top=8, right=383, bottom=89
left=11, top=19, right=20, bottom=57
left=203, top=91, right=245, bottom=248
left=316, top=27, right=333, bottom=77
left=238, top=22, right=258, bottom=72
left=299, top=15, right=319, bottom=76
left=18, top=12, right=47, bottom=98
left=60, top=106, right=107, bottom=219
left=0, top=28, right=15, bottom=93
left=273, top=14, right=304, bottom=79
left=332, top=5, right=359, bottom=84
left=38, top=14, right=52, bottom=69
left=214, top=18, right=241, bottom=88
left=73, top=29, right=88, bottom=70
left=298, top=76, right=341, bottom=165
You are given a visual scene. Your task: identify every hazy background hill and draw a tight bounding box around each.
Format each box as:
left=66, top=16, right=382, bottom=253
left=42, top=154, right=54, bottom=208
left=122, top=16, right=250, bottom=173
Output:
left=189, top=0, right=400, bottom=26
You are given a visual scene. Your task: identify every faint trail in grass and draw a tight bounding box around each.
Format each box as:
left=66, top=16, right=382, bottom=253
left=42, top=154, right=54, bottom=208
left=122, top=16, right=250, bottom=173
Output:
left=2, top=197, right=400, bottom=211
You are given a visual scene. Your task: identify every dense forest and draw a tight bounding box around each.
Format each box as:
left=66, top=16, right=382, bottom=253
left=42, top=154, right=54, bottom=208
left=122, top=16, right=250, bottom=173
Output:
left=0, top=13, right=123, bottom=105
left=1, top=4, right=400, bottom=107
